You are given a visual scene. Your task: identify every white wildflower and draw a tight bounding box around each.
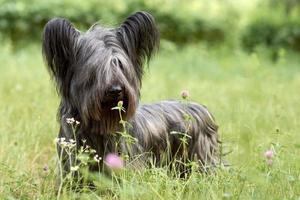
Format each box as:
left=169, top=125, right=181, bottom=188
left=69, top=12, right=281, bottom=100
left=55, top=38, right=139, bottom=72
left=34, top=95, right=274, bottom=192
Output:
left=94, top=154, right=101, bottom=162
left=66, top=117, right=75, bottom=124
left=70, top=166, right=79, bottom=171
left=90, top=149, right=96, bottom=154
left=69, top=139, right=76, bottom=144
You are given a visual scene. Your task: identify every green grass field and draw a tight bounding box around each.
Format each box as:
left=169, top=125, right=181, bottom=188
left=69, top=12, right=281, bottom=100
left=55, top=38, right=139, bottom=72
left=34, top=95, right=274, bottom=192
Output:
left=0, top=44, right=300, bottom=199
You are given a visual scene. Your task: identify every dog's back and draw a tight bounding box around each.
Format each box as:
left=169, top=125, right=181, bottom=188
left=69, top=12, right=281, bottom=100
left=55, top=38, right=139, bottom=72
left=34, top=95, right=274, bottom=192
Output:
left=129, top=100, right=219, bottom=170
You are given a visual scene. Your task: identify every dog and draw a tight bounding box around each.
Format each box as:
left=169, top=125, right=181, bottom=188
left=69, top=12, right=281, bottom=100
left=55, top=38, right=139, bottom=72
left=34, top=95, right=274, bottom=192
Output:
left=42, top=11, right=220, bottom=177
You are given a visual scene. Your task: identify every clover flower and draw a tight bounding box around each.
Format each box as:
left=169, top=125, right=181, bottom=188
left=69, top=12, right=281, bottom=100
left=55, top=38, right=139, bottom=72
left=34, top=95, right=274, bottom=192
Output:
left=264, top=149, right=275, bottom=166
left=264, top=150, right=274, bottom=159
left=181, top=90, right=189, bottom=99
left=104, top=153, right=124, bottom=170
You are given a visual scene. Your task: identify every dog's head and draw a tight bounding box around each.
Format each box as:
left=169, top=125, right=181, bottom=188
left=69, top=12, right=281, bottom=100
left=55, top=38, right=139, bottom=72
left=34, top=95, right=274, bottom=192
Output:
left=42, top=12, right=159, bottom=129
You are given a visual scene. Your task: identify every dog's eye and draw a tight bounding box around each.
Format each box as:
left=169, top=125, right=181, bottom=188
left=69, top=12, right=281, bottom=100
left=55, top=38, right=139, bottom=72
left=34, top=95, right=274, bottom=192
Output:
left=112, top=58, right=124, bottom=72
left=118, top=61, right=124, bottom=72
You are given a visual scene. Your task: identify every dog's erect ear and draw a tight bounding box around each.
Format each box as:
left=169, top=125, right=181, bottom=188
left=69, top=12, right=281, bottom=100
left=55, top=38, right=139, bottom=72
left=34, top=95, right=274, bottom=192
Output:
left=117, top=11, right=159, bottom=74
left=42, top=18, right=80, bottom=93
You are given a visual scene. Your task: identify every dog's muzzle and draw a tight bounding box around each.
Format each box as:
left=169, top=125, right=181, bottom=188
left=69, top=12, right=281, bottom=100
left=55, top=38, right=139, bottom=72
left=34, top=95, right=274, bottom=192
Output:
left=102, top=85, right=125, bottom=106
left=107, top=85, right=123, bottom=98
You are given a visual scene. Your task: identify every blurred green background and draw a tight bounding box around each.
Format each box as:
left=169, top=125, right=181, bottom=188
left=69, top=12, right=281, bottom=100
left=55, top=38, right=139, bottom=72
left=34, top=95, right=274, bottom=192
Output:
left=1, top=0, right=300, bottom=57
left=0, top=0, right=300, bottom=199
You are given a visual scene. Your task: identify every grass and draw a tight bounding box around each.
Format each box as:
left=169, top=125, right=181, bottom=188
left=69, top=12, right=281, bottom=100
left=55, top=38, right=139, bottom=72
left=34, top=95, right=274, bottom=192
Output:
left=0, top=43, right=300, bottom=199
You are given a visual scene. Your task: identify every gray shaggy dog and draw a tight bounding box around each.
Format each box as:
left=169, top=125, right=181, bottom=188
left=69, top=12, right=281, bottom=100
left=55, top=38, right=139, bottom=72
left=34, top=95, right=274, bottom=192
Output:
left=42, top=11, right=219, bottom=176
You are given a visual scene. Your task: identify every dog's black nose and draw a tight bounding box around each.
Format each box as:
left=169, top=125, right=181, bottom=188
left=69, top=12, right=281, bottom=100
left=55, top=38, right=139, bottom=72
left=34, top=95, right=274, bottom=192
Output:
left=107, top=85, right=122, bottom=97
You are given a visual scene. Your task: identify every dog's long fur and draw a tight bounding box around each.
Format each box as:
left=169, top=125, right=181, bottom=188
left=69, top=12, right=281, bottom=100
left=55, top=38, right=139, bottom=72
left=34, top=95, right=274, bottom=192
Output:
left=42, top=11, right=219, bottom=175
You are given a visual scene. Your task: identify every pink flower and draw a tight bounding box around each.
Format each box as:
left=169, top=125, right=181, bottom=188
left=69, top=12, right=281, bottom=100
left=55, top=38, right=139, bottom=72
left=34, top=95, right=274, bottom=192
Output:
left=266, top=159, right=273, bottom=166
left=104, top=153, right=124, bottom=170
left=264, top=150, right=274, bottom=159
left=181, top=90, right=189, bottom=99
